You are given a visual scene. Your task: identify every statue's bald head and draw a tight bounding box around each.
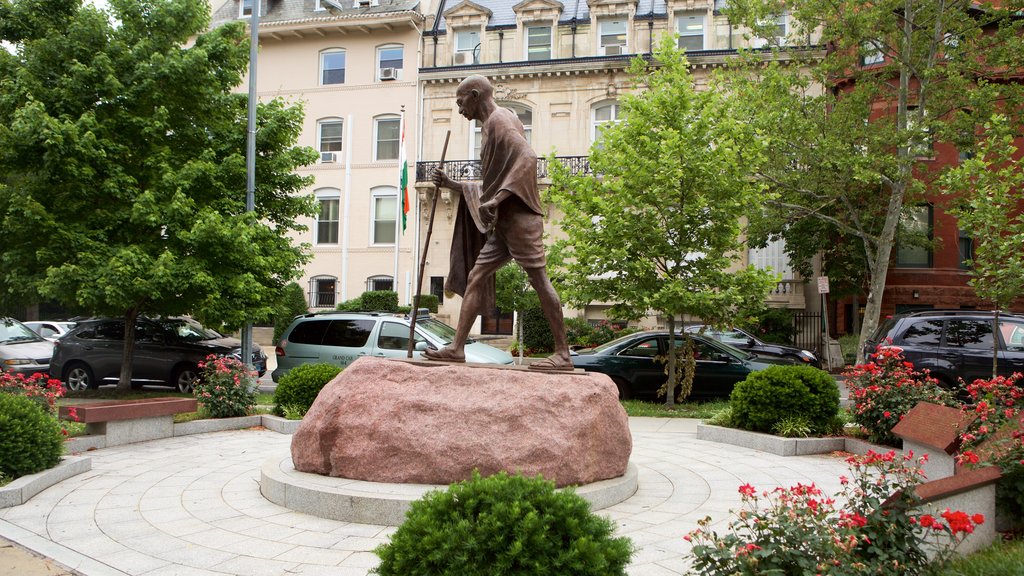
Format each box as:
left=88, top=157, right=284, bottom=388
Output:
left=457, top=75, right=493, bottom=99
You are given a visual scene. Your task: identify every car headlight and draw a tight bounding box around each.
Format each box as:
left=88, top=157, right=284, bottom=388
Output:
left=3, top=358, right=31, bottom=366
left=799, top=351, right=816, bottom=362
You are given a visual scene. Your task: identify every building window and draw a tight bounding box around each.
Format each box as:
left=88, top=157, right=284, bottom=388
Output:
left=318, top=119, right=343, bottom=162
left=367, top=275, right=394, bottom=292
left=455, top=30, right=480, bottom=64
left=861, top=41, right=884, bottom=66
left=713, top=0, right=728, bottom=11
left=316, top=191, right=340, bottom=245
left=430, top=276, right=445, bottom=303
left=599, top=20, right=627, bottom=55
left=959, top=230, right=974, bottom=269
left=377, top=45, right=403, bottom=80
left=526, top=25, right=552, bottom=60
left=748, top=238, right=792, bottom=278
left=240, top=0, right=258, bottom=17
left=896, top=204, right=933, bottom=268
left=907, top=106, right=933, bottom=158
left=472, top=103, right=532, bottom=159
left=371, top=187, right=398, bottom=245
left=591, top=101, right=621, bottom=142
left=752, top=12, right=787, bottom=47
left=309, top=275, right=337, bottom=308
left=676, top=14, right=705, bottom=52
left=320, top=50, right=346, bottom=85
left=374, top=116, right=400, bottom=161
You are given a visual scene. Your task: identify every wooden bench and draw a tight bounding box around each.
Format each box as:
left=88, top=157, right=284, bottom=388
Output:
left=60, top=397, right=198, bottom=447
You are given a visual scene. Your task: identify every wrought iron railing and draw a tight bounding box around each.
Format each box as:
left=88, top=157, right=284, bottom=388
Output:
left=415, top=155, right=593, bottom=182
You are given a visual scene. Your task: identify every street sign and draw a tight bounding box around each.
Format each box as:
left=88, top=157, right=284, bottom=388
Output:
left=817, top=276, right=830, bottom=294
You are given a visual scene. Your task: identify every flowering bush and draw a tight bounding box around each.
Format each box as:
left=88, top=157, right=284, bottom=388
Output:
left=686, top=450, right=985, bottom=575
left=0, top=371, right=77, bottom=433
left=844, top=347, right=957, bottom=446
left=956, top=373, right=1024, bottom=522
left=193, top=355, right=257, bottom=418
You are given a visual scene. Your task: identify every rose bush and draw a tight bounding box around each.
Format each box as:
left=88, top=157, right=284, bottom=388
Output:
left=956, top=373, right=1024, bottom=524
left=0, top=371, right=77, bottom=433
left=193, top=354, right=257, bottom=418
left=844, top=347, right=957, bottom=446
left=686, top=450, right=985, bottom=575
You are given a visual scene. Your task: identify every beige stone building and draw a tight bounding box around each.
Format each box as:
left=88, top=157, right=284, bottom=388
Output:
left=212, top=0, right=425, bottom=309
left=414, top=0, right=813, bottom=335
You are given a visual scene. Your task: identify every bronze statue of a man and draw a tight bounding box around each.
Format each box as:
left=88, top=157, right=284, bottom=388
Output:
left=426, top=75, right=572, bottom=371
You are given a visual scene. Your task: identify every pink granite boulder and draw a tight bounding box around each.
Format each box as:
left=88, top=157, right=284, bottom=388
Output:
left=290, top=357, right=632, bottom=487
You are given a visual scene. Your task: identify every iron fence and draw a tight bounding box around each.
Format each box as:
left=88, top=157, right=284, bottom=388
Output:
left=415, top=155, right=593, bottom=182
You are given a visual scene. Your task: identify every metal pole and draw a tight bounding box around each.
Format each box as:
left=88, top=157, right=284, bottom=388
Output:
left=241, top=0, right=260, bottom=371
left=394, top=107, right=404, bottom=301
left=407, top=131, right=450, bottom=357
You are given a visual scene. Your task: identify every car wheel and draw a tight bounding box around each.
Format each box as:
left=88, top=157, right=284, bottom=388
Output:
left=172, top=365, right=200, bottom=394
left=64, top=363, right=96, bottom=391
left=612, top=377, right=633, bottom=401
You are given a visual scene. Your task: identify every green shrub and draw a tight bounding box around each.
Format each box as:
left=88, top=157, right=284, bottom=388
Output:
left=372, top=471, right=635, bottom=575
left=737, top=307, right=794, bottom=345
left=273, top=363, right=343, bottom=416
left=729, top=365, right=839, bottom=434
left=416, top=293, right=439, bottom=313
left=361, top=290, right=399, bottom=312
left=519, top=306, right=554, bottom=353
left=273, top=282, right=309, bottom=345
left=0, top=393, right=64, bottom=479
left=565, top=317, right=594, bottom=347
left=336, top=297, right=363, bottom=311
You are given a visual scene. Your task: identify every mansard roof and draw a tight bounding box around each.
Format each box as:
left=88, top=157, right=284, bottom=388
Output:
left=434, top=0, right=668, bottom=31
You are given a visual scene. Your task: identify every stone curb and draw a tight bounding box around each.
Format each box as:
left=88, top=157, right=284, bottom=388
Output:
left=260, top=414, right=302, bottom=434
left=0, top=456, right=91, bottom=509
left=696, top=423, right=890, bottom=457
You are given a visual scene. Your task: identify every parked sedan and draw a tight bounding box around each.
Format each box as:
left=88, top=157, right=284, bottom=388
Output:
left=24, top=320, right=77, bottom=342
left=683, top=325, right=820, bottom=368
left=571, top=331, right=799, bottom=401
left=50, top=317, right=267, bottom=392
left=0, top=317, right=54, bottom=377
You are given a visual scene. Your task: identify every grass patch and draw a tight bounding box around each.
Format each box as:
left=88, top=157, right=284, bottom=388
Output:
left=937, top=536, right=1024, bottom=575
left=621, top=399, right=730, bottom=419
left=62, top=421, right=87, bottom=437
left=256, top=392, right=274, bottom=405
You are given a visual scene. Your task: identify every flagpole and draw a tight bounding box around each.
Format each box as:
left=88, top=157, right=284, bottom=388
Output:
left=393, top=107, right=404, bottom=301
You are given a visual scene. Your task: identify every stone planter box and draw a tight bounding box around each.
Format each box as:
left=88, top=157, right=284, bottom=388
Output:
left=0, top=456, right=91, bottom=509
left=696, top=423, right=888, bottom=457
left=261, top=414, right=301, bottom=434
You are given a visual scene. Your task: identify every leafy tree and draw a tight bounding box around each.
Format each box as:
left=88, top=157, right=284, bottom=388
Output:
left=942, top=115, right=1024, bottom=376
left=722, top=0, right=1024, bottom=362
left=495, top=262, right=539, bottom=364
left=0, top=0, right=318, bottom=389
left=547, top=38, right=777, bottom=406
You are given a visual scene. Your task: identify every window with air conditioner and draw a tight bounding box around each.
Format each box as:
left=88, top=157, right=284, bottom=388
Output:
left=320, top=50, right=346, bottom=85
left=526, top=25, right=552, bottom=61
left=315, top=190, right=341, bottom=245
left=676, top=13, right=705, bottom=52
left=318, top=119, right=343, bottom=162
left=371, top=187, right=398, bottom=245
left=455, top=30, right=480, bottom=64
left=600, top=20, right=627, bottom=55
left=378, top=45, right=403, bottom=81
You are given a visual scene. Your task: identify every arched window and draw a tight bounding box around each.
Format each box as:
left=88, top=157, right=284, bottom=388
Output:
left=591, top=101, right=621, bottom=142
left=309, top=275, right=337, bottom=308
left=314, top=188, right=340, bottom=245
left=472, top=103, right=533, bottom=160
left=366, top=275, right=394, bottom=292
left=320, top=49, right=346, bottom=85
left=370, top=186, right=398, bottom=245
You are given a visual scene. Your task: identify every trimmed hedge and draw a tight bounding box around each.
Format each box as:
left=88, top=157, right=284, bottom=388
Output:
left=729, top=365, right=839, bottom=434
left=361, top=290, right=399, bottom=312
left=0, top=393, right=64, bottom=478
left=273, top=363, right=343, bottom=417
left=519, top=306, right=554, bottom=353
left=273, top=282, right=309, bottom=344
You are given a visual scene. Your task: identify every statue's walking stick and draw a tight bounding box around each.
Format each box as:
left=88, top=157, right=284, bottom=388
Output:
left=407, top=131, right=451, bottom=357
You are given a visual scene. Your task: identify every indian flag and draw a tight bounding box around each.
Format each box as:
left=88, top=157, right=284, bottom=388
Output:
left=399, top=113, right=409, bottom=233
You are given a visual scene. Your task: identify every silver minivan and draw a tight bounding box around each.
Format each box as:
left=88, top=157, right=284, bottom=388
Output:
left=271, top=312, right=514, bottom=382
left=0, top=318, right=54, bottom=377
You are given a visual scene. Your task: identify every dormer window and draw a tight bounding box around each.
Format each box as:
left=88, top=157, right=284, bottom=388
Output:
left=677, top=13, right=705, bottom=52
left=455, top=30, right=481, bottom=64
left=526, top=25, right=552, bottom=60
left=600, top=20, right=627, bottom=55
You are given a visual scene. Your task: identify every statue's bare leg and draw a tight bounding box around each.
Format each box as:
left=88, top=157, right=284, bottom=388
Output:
left=423, top=257, right=508, bottom=363
left=523, top=267, right=574, bottom=371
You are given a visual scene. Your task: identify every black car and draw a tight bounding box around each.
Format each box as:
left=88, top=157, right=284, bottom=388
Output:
left=50, top=317, right=267, bottom=392
left=683, top=325, right=821, bottom=368
left=571, top=331, right=801, bottom=401
left=862, top=309, right=1024, bottom=388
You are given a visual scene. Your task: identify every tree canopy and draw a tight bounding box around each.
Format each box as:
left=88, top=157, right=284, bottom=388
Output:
left=0, top=0, right=318, bottom=388
left=546, top=38, right=777, bottom=404
left=722, top=0, right=1024, bottom=361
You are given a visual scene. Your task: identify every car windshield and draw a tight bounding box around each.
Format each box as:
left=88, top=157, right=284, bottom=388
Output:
left=416, top=318, right=457, bottom=344
left=0, top=319, right=45, bottom=345
left=589, top=333, right=649, bottom=354
left=156, top=318, right=222, bottom=342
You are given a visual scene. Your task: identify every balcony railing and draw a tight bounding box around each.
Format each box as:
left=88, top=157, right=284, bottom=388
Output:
left=415, top=156, right=593, bottom=183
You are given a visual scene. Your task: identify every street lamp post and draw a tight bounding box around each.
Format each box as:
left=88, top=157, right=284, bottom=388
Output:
left=240, top=0, right=260, bottom=372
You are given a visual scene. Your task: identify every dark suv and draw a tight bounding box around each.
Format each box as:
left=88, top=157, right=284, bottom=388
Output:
left=51, top=317, right=267, bottom=392
left=863, top=310, right=1024, bottom=387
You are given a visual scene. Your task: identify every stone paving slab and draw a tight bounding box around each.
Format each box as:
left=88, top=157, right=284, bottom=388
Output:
left=0, top=421, right=850, bottom=576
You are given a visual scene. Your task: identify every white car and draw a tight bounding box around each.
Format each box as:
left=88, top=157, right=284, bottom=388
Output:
left=24, top=320, right=77, bottom=342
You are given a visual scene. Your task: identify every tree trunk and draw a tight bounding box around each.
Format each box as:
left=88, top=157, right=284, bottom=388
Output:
left=117, top=309, right=140, bottom=391
left=517, top=311, right=524, bottom=366
left=856, top=182, right=906, bottom=365
left=665, top=315, right=676, bottom=408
